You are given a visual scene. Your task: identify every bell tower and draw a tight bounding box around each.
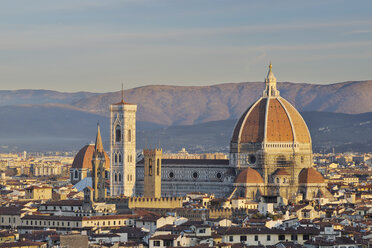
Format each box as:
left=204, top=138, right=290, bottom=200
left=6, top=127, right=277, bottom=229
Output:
left=92, top=124, right=106, bottom=202
left=110, top=93, right=137, bottom=197
left=143, top=148, right=162, bottom=198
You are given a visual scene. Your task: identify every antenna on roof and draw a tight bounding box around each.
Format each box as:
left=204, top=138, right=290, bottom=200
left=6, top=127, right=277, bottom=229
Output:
left=121, top=83, right=124, bottom=102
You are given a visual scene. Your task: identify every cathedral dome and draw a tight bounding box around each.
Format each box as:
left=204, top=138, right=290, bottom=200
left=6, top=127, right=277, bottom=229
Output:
left=72, top=144, right=110, bottom=170
left=235, top=168, right=264, bottom=184
left=298, top=168, right=325, bottom=184
left=231, top=65, right=311, bottom=145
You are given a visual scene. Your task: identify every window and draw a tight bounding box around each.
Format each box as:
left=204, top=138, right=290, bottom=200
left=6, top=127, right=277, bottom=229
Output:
left=149, top=159, right=153, bottom=176
left=240, top=236, right=247, bottom=242
left=303, top=234, right=309, bottom=240
left=128, top=129, right=132, bottom=142
left=153, top=241, right=160, bottom=247
left=193, top=172, right=198, bottom=179
left=254, top=235, right=258, bottom=241
left=114, top=173, right=117, bottom=182
left=115, top=154, right=118, bottom=163
left=119, top=153, right=122, bottom=163
left=157, top=159, right=160, bottom=176
left=267, top=235, right=271, bottom=241
left=115, top=125, right=121, bottom=142
left=279, top=235, right=285, bottom=241
left=291, top=234, right=297, bottom=241
left=74, top=170, right=78, bottom=178
left=118, top=173, right=122, bottom=182
left=229, top=236, right=233, bottom=242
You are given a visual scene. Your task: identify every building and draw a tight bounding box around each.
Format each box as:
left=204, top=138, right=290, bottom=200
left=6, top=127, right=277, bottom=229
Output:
left=91, top=125, right=107, bottom=202
left=134, top=64, right=330, bottom=202
left=70, top=144, right=110, bottom=185
left=143, top=149, right=162, bottom=198
left=110, top=97, right=137, bottom=197
left=25, top=186, right=52, bottom=200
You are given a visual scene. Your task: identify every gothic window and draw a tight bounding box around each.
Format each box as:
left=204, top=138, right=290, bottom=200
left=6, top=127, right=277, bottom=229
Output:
left=118, top=173, right=122, bottom=182
left=156, top=159, right=160, bottom=176
left=115, top=125, right=121, bottom=142
left=114, top=173, right=117, bottom=182
left=276, top=178, right=279, bottom=184
left=149, top=159, right=153, bottom=176
left=114, top=154, right=117, bottom=163
left=118, top=153, right=122, bottom=163
left=74, top=170, right=78, bottom=178
left=130, top=174, right=133, bottom=181
left=127, top=175, right=129, bottom=181
left=128, top=129, right=132, bottom=142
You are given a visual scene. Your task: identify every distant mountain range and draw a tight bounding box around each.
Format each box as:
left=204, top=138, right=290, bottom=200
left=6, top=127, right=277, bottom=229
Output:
left=0, top=80, right=371, bottom=153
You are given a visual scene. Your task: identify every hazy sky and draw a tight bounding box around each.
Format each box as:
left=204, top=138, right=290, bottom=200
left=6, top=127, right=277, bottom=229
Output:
left=1, top=0, right=372, bottom=92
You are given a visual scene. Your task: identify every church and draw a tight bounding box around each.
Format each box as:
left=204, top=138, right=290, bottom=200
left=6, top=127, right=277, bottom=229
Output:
left=71, top=64, right=331, bottom=203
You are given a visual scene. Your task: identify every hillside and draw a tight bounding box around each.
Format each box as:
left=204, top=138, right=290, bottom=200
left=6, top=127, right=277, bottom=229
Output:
left=0, top=104, right=370, bottom=153
left=73, top=81, right=372, bottom=125
left=138, top=111, right=372, bottom=154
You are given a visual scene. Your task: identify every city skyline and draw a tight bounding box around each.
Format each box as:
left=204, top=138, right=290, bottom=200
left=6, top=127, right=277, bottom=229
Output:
left=1, top=0, right=372, bottom=92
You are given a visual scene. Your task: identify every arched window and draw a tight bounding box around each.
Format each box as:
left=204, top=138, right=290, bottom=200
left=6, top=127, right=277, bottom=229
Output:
left=118, top=173, right=122, bottom=182
left=115, top=125, right=121, bottom=142
left=128, top=129, right=131, bottom=142
left=118, top=153, right=122, bottom=163
left=114, top=154, right=118, bottom=163
left=276, top=178, right=279, bottom=184
left=149, top=159, right=153, bottom=176
left=74, top=170, right=78, bottom=178
left=157, top=159, right=160, bottom=176
left=114, top=173, right=117, bottom=182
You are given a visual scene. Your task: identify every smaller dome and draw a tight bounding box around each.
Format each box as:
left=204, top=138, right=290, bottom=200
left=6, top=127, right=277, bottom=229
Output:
left=298, top=168, right=325, bottom=184
left=72, top=144, right=110, bottom=170
left=274, top=168, right=289, bottom=176
left=235, top=168, right=264, bottom=184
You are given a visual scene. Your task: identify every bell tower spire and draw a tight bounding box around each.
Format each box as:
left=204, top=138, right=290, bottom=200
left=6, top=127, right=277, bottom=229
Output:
left=263, top=63, right=280, bottom=97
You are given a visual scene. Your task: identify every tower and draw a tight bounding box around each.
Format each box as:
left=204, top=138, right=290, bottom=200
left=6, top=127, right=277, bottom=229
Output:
left=143, top=149, right=162, bottom=198
left=110, top=97, right=137, bottom=197
left=92, top=124, right=107, bottom=202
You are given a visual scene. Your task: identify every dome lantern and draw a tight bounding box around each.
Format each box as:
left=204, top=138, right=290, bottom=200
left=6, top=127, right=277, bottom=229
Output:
left=263, top=63, right=280, bottom=97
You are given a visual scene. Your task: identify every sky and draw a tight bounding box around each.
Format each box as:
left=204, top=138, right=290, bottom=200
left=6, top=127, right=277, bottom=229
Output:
left=0, top=0, right=372, bottom=92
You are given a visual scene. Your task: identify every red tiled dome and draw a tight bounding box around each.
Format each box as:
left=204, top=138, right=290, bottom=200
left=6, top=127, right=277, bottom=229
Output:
left=274, top=168, right=290, bottom=176
left=72, top=144, right=110, bottom=170
left=231, top=97, right=311, bottom=144
left=235, top=168, right=264, bottom=184
left=298, top=168, right=325, bottom=184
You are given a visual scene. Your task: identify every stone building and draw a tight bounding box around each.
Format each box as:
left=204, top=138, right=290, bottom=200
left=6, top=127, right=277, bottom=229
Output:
left=91, top=125, right=107, bottom=202
left=229, top=64, right=331, bottom=201
left=143, top=149, right=163, bottom=198
left=89, top=64, right=330, bottom=204
left=70, top=144, right=110, bottom=185
left=110, top=98, right=137, bottom=197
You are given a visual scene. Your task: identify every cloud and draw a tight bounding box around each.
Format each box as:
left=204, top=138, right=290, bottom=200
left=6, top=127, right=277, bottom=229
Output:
left=1, top=19, right=372, bottom=52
